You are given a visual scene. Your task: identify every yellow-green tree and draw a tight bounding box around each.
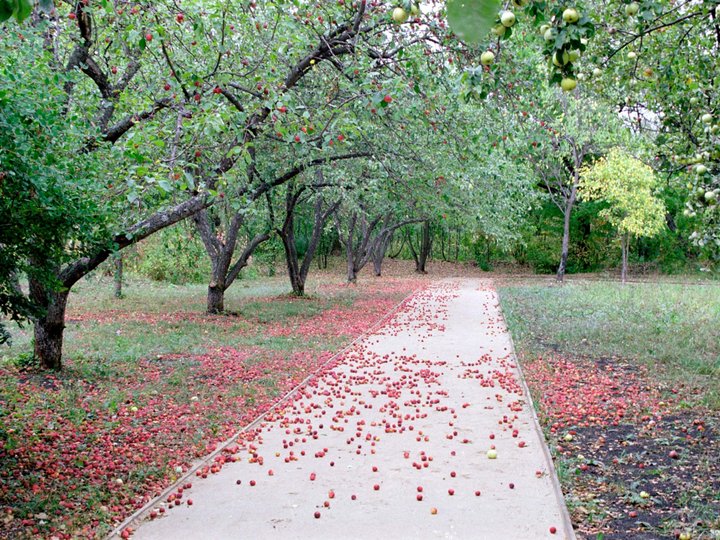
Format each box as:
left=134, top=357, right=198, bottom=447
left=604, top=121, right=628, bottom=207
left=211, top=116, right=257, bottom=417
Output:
left=580, top=149, right=666, bottom=282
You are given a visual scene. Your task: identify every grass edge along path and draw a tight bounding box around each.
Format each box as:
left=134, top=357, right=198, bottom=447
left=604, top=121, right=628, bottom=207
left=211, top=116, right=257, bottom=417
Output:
left=0, top=277, right=425, bottom=539
left=498, top=280, right=720, bottom=540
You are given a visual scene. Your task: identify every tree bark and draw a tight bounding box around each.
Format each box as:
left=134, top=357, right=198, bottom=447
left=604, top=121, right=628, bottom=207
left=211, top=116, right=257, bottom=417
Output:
left=343, top=212, right=359, bottom=283
left=406, top=227, right=419, bottom=270
left=372, top=230, right=394, bottom=277
left=202, top=222, right=270, bottom=314
left=278, top=185, right=305, bottom=295
left=277, top=176, right=340, bottom=295
left=337, top=209, right=422, bottom=283
left=295, top=196, right=339, bottom=295
left=113, top=253, right=123, bottom=299
left=416, top=220, right=431, bottom=274
left=29, top=277, right=69, bottom=371
left=556, top=187, right=577, bottom=283
left=207, top=282, right=225, bottom=314
left=621, top=233, right=629, bottom=284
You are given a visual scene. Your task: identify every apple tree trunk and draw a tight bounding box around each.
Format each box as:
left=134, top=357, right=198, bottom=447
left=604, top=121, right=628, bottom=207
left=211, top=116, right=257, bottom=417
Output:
left=279, top=181, right=339, bottom=297
left=113, top=253, right=123, bottom=299
left=207, top=281, right=226, bottom=314
left=416, top=220, right=431, bottom=274
left=556, top=188, right=577, bottom=283
left=29, top=278, right=69, bottom=371
left=372, top=230, right=394, bottom=277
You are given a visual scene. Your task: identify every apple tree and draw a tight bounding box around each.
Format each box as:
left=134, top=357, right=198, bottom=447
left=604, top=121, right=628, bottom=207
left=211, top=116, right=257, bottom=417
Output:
left=0, top=1, right=262, bottom=369
left=445, top=0, right=719, bottom=264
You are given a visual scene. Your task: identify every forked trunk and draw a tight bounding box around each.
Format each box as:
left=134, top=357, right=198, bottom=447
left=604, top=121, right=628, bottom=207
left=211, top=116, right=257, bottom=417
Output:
left=372, top=230, right=393, bottom=277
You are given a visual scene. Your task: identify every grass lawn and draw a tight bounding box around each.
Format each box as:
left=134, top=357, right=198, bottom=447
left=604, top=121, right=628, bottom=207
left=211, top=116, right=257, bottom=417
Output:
left=499, top=280, right=720, bottom=540
left=0, top=272, right=424, bottom=539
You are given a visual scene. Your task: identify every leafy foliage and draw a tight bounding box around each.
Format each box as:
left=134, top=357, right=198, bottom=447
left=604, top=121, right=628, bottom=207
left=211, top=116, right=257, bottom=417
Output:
left=580, top=148, right=666, bottom=239
left=0, top=35, right=113, bottom=338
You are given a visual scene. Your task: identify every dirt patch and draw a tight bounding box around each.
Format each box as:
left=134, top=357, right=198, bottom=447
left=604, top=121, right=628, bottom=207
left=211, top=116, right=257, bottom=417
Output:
left=565, top=412, right=719, bottom=539
left=521, top=354, right=720, bottom=539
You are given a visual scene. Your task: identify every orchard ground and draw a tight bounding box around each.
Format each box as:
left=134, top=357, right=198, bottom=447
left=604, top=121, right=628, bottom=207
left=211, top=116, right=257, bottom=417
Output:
left=0, top=260, right=717, bottom=539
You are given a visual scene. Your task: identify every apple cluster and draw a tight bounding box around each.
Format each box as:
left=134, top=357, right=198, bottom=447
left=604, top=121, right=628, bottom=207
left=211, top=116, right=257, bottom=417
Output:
left=391, top=1, right=421, bottom=24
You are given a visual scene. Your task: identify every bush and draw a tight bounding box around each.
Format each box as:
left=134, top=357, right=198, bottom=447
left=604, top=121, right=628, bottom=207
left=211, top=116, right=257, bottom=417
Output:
left=129, top=225, right=210, bottom=284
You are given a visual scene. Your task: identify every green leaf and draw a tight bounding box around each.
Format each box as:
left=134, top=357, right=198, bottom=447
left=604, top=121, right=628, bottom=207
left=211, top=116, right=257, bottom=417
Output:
left=15, top=0, right=32, bottom=22
left=0, top=0, right=14, bottom=22
left=446, top=0, right=502, bottom=44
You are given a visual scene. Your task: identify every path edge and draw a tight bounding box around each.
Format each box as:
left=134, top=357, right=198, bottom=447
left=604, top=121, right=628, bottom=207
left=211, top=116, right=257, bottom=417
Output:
left=106, top=283, right=426, bottom=539
left=491, top=280, right=577, bottom=540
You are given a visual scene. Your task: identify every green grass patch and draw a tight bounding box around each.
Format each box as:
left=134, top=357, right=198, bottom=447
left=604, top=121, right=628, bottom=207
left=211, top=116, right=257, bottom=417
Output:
left=499, top=280, right=720, bottom=409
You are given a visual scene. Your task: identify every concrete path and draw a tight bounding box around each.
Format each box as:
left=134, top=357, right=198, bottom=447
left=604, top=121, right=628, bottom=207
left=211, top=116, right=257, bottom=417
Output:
left=127, top=279, right=573, bottom=539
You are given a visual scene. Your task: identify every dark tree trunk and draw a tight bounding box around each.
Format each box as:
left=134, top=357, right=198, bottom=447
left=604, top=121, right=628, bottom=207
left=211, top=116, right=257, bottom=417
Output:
left=556, top=214, right=570, bottom=282
left=278, top=175, right=340, bottom=296
left=343, top=212, right=359, bottom=283
left=279, top=185, right=304, bottom=295
left=406, top=228, right=419, bottom=270
left=282, top=229, right=303, bottom=296
left=347, top=260, right=357, bottom=283
left=455, top=228, right=460, bottom=262
left=113, top=253, right=123, bottom=298
left=439, top=228, right=447, bottom=261
left=556, top=187, right=577, bottom=283
left=29, top=278, right=69, bottom=371
left=195, top=205, right=270, bottom=314
left=207, top=281, right=226, bottom=314
left=200, top=216, right=233, bottom=314
left=416, top=220, right=431, bottom=273
left=317, top=237, right=329, bottom=270
left=337, top=210, right=422, bottom=283
left=372, top=257, right=382, bottom=277
left=372, top=230, right=393, bottom=277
